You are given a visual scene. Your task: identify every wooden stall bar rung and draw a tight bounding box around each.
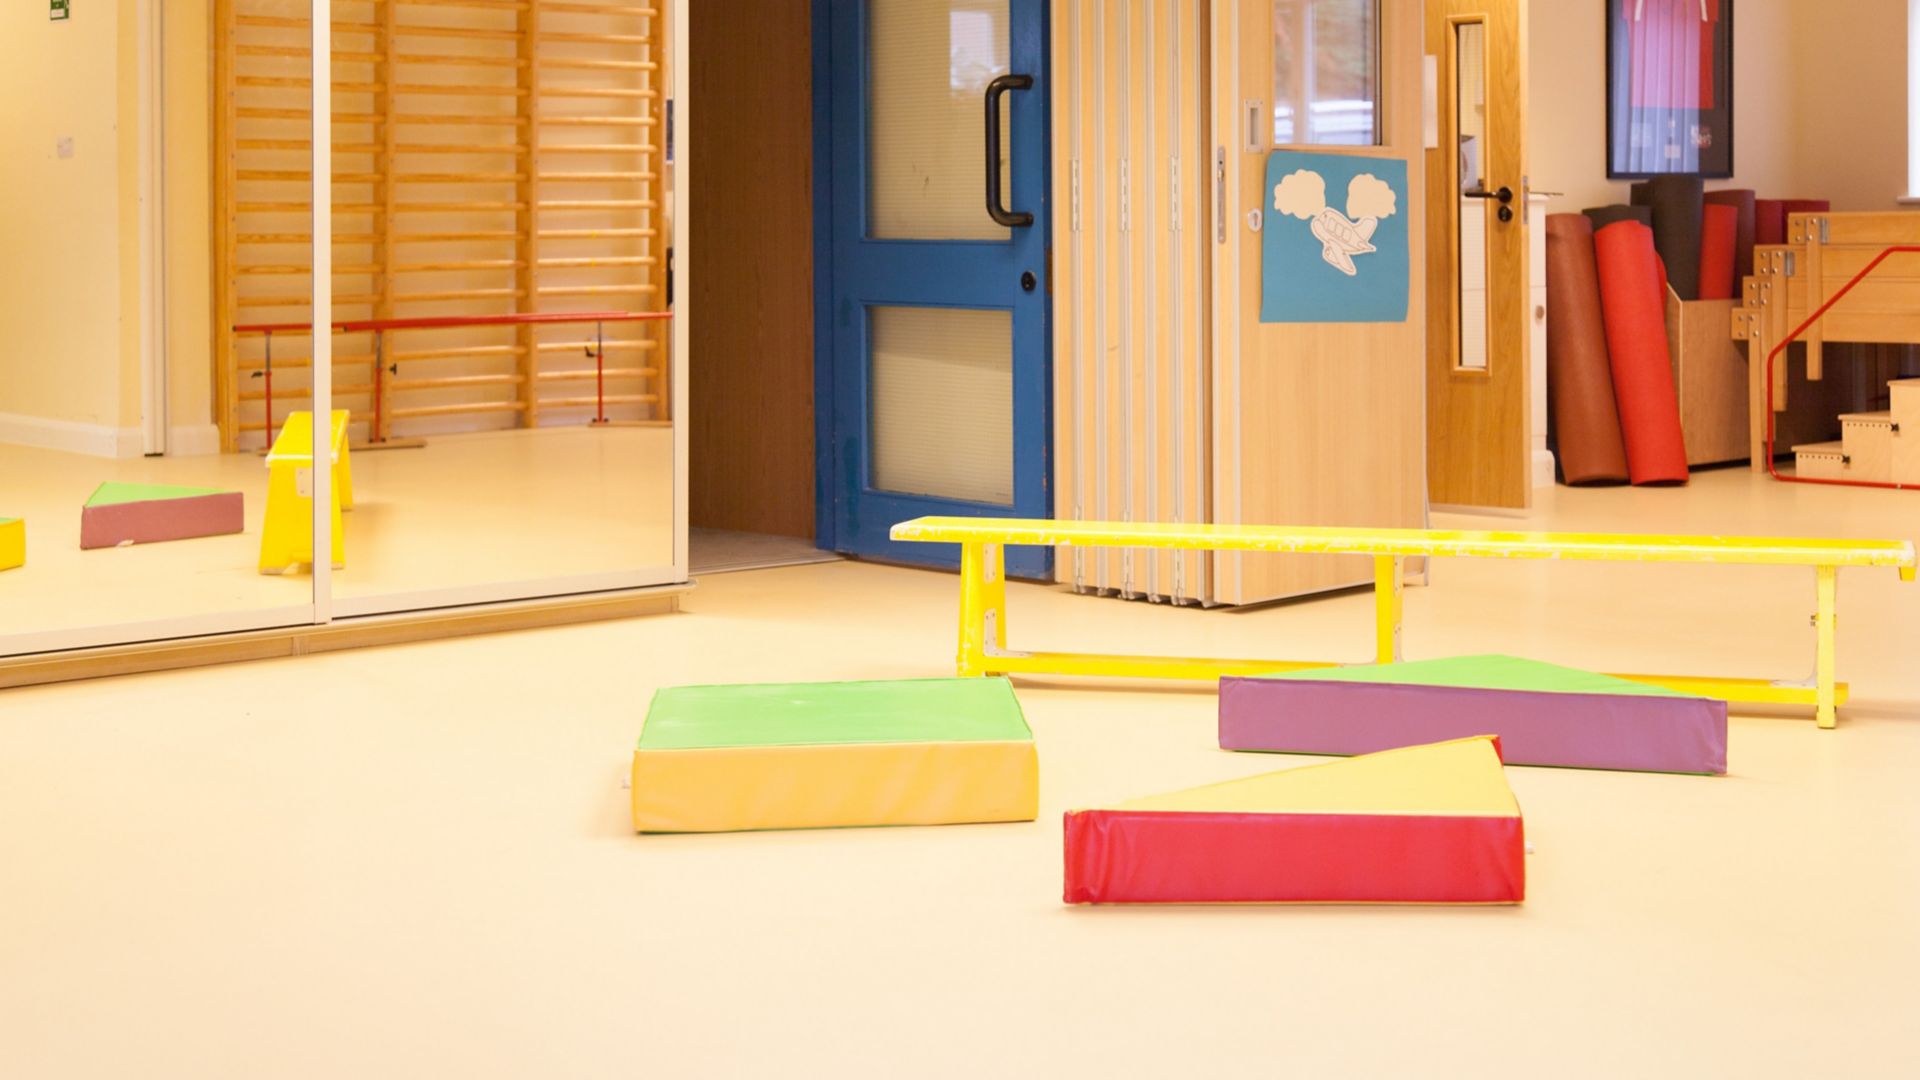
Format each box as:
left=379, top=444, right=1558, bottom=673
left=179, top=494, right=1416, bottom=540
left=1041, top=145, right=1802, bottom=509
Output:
left=395, top=53, right=529, bottom=69
left=391, top=114, right=530, bottom=126
left=543, top=3, right=657, bottom=15
left=391, top=401, right=529, bottom=419
left=540, top=57, right=656, bottom=72
left=537, top=116, right=655, bottom=127
left=392, top=344, right=528, bottom=362
left=538, top=87, right=660, bottom=99
left=539, top=394, right=658, bottom=408
left=534, top=339, right=654, bottom=352
left=394, top=287, right=530, bottom=303
left=536, top=366, right=656, bottom=380
left=538, top=199, right=657, bottom=210
left=537, top=172, right=652, bottom=182
left=393, top=258, right=526, bottom=272
left=539, top=31, right=651, bottom=46
left=536, top=284, right=658, bottom=296
left=538, top=144, right=651, bottom=154
left=394, top=143, right=529, bottom=154
left=392, top=230, right=521, bottom=242
left=391, top=374, right=528, bottom=390
left=240, top=384, right=376, bottom=402
left=537, top=227, right=657, bottom=239
left=537, top=256, right=655, bottom=268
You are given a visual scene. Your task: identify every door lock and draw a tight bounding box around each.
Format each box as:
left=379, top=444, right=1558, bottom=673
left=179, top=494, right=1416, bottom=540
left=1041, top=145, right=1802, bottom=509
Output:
left=1020, top=271, right=1037, bottom=292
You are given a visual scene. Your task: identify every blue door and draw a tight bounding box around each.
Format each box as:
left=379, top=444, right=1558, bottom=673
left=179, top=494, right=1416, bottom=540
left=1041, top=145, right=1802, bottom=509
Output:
left=816, top=0, right=1052, bottom=578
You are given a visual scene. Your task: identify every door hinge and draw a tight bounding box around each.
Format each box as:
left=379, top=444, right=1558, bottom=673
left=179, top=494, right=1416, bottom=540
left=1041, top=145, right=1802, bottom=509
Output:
left=1119, top=159, right=1131, bottom=232
left=1070, top=159, right=1081, bottom=232
left=1215, top=147, right=1226, bottom=244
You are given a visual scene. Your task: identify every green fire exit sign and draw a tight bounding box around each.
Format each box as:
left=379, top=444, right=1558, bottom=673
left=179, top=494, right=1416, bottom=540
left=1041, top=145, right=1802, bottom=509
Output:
left=51, top=1, right=70, bottom=21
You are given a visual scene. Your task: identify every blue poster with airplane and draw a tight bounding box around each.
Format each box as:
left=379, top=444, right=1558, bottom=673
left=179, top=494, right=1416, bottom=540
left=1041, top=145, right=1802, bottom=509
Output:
left=1259, top=150, right=1410, bottom=323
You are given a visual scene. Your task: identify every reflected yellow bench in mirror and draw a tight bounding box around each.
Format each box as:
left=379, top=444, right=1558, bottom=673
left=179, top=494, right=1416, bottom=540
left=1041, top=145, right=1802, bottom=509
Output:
left=0, top=518, right=22, bottom=572
left=260, top=410, right=354, bottom=575
left=890, top=517, right=1919, bottom=729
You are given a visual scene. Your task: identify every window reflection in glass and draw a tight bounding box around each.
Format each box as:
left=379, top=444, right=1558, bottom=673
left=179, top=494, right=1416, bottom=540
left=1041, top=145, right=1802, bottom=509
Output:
left=1272, top=0, right=1381, bottom=147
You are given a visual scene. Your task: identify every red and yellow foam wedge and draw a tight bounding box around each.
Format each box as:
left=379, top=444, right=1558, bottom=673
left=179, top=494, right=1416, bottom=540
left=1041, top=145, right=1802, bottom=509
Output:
left=1063, top=736, right=1524, bottom=905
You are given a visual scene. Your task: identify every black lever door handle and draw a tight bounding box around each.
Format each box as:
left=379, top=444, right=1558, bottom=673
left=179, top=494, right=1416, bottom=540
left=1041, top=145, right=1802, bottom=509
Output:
left=985, top=73, right=1034, bottom=227
left=1462, top=186, right=1514, bottom=204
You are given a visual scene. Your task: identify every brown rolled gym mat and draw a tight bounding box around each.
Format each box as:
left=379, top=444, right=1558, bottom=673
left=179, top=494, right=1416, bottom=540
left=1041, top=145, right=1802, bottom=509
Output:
left=1545, top=214, right=1629, bottom=485
left=1630, top=175, right=1705, bottom=301
left=1583, top=204, right=1652, bottom=232
left=1704, top=189, right=1756, bottom=279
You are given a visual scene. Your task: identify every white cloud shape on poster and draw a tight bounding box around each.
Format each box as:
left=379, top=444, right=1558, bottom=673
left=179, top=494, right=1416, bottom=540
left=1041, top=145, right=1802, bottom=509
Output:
left=1345, top=174, right=1398, bottom=221
left=1273, top=169, right=1327, bottom=220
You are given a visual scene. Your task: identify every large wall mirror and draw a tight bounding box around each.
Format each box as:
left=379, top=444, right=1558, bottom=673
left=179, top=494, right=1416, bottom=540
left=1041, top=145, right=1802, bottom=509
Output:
left=0, top=1, right=682, bottom=661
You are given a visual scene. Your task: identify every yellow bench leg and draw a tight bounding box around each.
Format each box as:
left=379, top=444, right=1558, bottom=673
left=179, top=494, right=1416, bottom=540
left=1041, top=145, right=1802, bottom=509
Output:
left=336, top=441, right=354, bottom=510
left=958, top=541, right=1008, bottom=677
left=1815, top=565, right=1838, bottom=729
left=329, top=470, right=346, bottom=570
left=258, top=464, right=308, bottom=574
left=1374, top=555, right=1403, bottom=664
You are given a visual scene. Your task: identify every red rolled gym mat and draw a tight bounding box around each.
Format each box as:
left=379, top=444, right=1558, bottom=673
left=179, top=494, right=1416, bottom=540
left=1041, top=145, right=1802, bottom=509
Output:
left=1583, top=204, right=1652, bottom=232
left=1755, top=199, right=1787, bottom=245
left=1704, top=188, right=1756, bottom=278
left=1698, top=203, right=1737, bottom=299
left=1593, top=221, right=1689, bottom=485
left=1630, top=175, right=1705, bottom=301
left=1545, top=214, right=1629, bottom=485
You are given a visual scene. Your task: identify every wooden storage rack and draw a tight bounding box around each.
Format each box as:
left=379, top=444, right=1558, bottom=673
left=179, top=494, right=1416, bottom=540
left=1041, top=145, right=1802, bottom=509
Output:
left=215, top=0, right=670, bottom=451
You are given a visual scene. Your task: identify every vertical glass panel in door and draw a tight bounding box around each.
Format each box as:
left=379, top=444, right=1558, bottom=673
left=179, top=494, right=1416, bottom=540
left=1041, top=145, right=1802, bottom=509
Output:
left=869, top=306, right=1013, bottom=505
left=1272, top=0, right=1381, bottom=146
left=1455, top=20, right=1490, bottom=371
left=867, top=0, right=1011, bottom=240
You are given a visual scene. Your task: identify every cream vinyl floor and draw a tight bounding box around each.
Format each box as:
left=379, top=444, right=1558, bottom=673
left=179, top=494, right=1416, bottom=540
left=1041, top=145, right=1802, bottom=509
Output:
left=0, top=425, right=674, bottom=646
left=2, top=468, right=1917, bottom=1078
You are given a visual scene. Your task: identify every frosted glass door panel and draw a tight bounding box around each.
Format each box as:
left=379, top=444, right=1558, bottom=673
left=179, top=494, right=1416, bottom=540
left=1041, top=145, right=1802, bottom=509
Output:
left=868, top=0, right=1011, bottom=240
left=869, top=306, right=1013, bottom=504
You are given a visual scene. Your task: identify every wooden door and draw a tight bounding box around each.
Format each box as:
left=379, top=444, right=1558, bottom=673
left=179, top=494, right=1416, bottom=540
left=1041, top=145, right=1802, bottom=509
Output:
left=1424, top=0, right=1528, bottom=508
left=1210, top=0, right=1428, bottom=604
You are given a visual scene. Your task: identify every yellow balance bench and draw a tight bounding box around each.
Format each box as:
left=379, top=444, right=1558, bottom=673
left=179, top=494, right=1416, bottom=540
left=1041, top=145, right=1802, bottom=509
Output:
left=260, top=410, right=354, bottom=575
left=889, top=517, right=1918, bottom=729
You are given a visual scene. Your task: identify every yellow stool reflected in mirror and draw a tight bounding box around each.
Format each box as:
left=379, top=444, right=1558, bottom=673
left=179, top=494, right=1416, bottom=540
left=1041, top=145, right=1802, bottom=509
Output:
left=259, top=410, right=353, bottom=575
left=0, top=517, right=23, bottom=572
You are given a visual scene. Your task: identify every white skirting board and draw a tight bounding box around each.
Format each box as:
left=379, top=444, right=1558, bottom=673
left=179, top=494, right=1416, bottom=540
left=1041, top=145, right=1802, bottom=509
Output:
left=0, top=413, right=223, bottom=459
left=0, top=412, right=144, bottom=459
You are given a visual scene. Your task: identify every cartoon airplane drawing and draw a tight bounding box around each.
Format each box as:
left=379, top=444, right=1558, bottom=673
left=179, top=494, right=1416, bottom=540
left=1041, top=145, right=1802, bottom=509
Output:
left=1308, top=208, right=1377, bottom=277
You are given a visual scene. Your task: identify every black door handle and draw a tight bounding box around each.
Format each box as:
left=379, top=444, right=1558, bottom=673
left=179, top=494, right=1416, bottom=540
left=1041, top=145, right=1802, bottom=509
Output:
left=1462, top=186, right=1514, bottom=204
left=985, top=73, right=1034, bottom=228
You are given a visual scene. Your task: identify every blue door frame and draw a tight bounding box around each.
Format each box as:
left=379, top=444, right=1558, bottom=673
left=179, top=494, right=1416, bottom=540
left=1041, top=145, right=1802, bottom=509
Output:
left=811, top=0, right=1053, bottom=578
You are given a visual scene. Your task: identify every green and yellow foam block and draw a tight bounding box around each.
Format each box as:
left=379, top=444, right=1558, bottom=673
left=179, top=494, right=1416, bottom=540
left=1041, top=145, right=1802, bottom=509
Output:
left=632, top=677, right=1039, bottom=833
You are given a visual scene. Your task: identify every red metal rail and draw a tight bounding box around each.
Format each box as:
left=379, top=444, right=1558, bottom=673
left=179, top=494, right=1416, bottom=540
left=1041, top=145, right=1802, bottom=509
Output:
left=1765, top=245, right=1920, bottom=490
left=231, top=310, right=673, bottom=443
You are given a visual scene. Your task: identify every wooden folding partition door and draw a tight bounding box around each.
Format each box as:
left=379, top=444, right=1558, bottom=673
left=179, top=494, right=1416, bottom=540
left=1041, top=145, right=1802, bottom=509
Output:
left=213, top=0, right=671, bottom=452
left=1051, top=0, right=1212, bottom=603
left=1053, top=0, right=1427, bottom=606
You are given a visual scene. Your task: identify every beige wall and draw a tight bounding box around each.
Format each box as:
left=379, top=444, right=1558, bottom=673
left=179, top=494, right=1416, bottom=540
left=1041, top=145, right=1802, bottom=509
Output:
left=0, top=1, right=132, bottom=434
left=0, top=2, right=215, bottom=455
left=1789, top=0, right=1909, bottom=210
left=1528, top=1, right=1908, bottom=213
left=164, top=3, right=216, bottom=448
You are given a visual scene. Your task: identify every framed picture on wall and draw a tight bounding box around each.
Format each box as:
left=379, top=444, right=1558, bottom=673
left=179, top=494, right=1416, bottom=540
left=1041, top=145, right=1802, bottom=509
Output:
left=1606, top=0, right=1734, bottom=178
